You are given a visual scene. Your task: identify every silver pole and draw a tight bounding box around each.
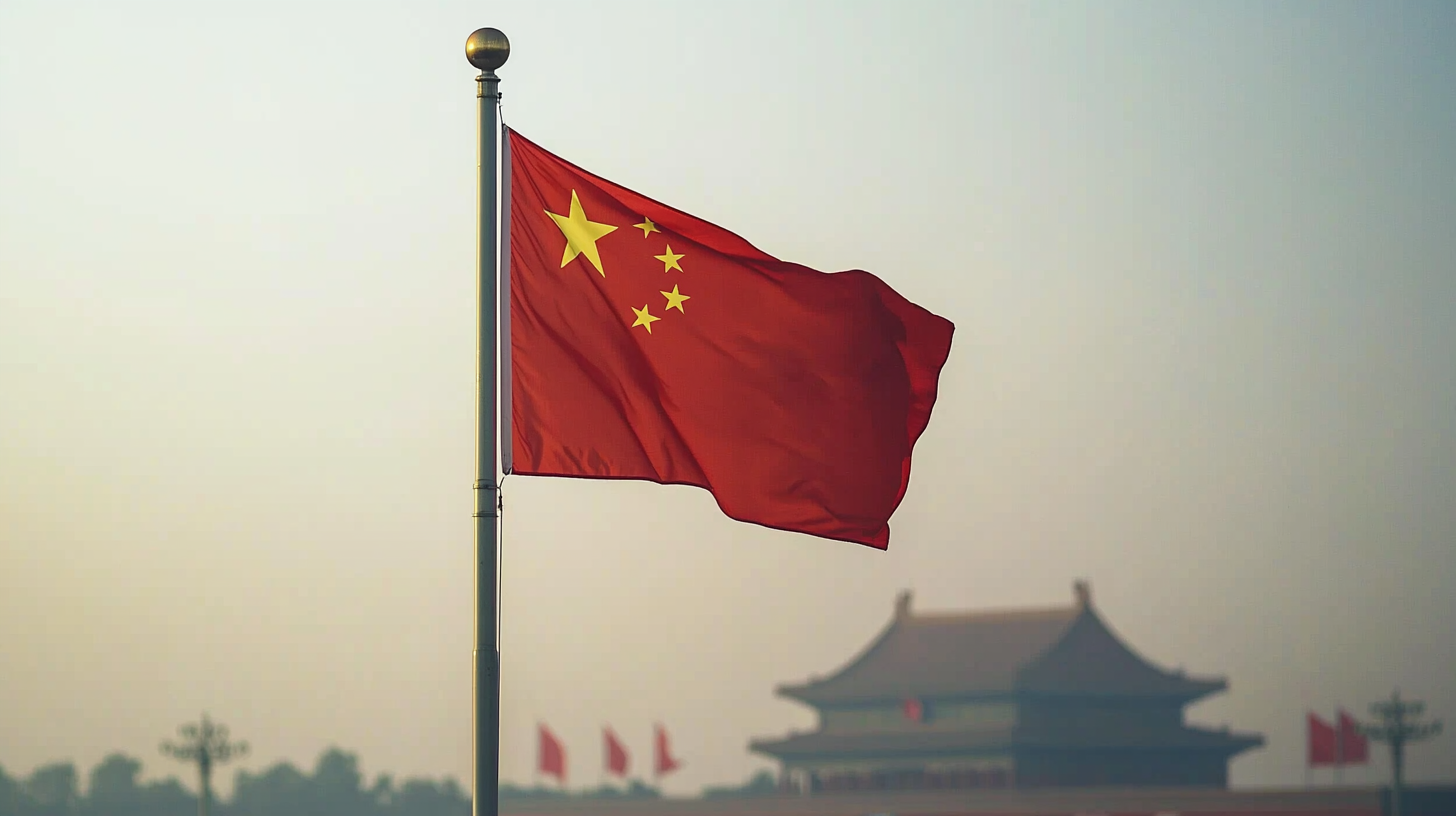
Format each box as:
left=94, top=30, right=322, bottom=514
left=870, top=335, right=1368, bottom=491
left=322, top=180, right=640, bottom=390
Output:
left=465, top=27, right=510, bottom=816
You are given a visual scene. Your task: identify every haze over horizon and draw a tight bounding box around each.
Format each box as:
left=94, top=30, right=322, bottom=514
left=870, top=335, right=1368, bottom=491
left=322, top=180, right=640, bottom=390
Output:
left=2, top=0, right=1453, bottom=799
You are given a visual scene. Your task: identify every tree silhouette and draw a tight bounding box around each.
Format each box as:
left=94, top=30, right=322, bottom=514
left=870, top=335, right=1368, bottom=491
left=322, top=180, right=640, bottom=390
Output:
left=24, top=763, right=78, bottom=816
left=306, top=749, right=371, bottom=816
left=229, top=759, right=308, bottom=816
left=83, top=754, right=193, bottom=816
left=85, top=755, right=142, bottom=814
left=159, top=715, right=248, bottom=816
left=0, top=765, right=20, bottom=816
left=2, top=748, right=478, bottom=816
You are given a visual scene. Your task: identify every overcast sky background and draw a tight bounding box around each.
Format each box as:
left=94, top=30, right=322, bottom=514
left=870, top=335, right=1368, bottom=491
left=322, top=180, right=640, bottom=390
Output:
left=2, top=0, right=1454, bottom=798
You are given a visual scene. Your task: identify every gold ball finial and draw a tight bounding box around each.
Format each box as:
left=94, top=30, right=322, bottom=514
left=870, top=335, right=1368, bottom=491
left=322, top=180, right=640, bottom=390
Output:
left=465, top=28, right=510, bottom=72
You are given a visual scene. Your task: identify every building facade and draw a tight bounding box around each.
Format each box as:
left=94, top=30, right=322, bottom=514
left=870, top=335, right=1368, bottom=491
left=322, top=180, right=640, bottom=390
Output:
left=749, top=582, right=1263, bottom=792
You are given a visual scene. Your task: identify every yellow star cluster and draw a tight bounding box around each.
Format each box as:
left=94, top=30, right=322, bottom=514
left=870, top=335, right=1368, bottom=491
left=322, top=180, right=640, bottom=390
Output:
left=546, top=195, right=695, bottom=337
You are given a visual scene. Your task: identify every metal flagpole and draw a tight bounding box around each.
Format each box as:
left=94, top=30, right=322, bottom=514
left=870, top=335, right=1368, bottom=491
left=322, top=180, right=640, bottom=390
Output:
left=1335, top=707, right=1342, bottom=785
left=465, top=26, right=509, bottom=816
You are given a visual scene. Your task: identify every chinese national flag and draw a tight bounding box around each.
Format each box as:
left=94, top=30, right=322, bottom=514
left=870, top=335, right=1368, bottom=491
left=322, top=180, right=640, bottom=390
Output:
left=538, top=724, right=566, bottom=782
left=504, top=129, right=955, bottom=549
left=1308, top=712, right=1337, bottom=766
left=603, top=726, right=629, bottom=778
left=1337, top=709, right=1369, bottom=765
left=653, top=723, right=681, bottom=778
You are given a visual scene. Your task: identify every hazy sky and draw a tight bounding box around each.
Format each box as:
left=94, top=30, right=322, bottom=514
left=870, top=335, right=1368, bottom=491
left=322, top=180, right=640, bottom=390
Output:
left=2, top=0, right=1454, bottom=799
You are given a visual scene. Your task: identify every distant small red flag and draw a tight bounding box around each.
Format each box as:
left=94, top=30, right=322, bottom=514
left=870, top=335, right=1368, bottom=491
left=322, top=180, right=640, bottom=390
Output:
left=654, top=723, right=681, bottom=777
left=538, top=724, right=566, bottom=783
left=1337, top=709, right=1369, bottom=765
left=903, top=698, right=924, bottom=723
left=603, top=726, right=629, bottom=777
left=1308, top=712, right=1337, bottom=766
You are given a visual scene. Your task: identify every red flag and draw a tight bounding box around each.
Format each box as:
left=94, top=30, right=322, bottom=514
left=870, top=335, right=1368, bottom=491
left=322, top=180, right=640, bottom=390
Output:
left=1308, top=712, right=1337, bottom=766
left=504, top=130, right=955, bottom=549
left=1337, top=709, right=1369, bottom=765
left=538, top=724, right=566, bottom=783
left=653, top=723, right=681, bottom=778
left=603, top=726, right=629, bottom=778
left=903, top=698, right=924, bottom=723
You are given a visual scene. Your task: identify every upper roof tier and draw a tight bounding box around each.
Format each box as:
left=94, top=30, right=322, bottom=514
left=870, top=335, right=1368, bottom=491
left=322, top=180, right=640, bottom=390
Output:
left=777, top=581, right=1227, bottom=706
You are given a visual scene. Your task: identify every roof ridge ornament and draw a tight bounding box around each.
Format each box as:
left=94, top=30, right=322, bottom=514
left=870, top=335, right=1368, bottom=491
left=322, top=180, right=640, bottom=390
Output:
left=1074, top=579, right=1092, bottom=610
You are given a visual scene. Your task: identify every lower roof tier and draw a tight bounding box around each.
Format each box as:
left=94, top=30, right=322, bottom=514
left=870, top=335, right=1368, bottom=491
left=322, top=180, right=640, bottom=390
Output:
left=750, top=723, right=1264, bottom=760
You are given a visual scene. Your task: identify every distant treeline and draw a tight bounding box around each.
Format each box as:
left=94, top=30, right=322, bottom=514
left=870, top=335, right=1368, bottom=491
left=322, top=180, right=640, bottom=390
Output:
left=0, top=748, right=776, bottom=816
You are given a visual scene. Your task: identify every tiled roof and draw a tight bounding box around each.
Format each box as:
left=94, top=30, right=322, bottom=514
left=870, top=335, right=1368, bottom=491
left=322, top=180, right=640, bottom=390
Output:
left=1018, top=608, right=1226, bottom=698
left=749, top=724, right=1264, bottom=759
left=777, top=586, right=1225, bottom=705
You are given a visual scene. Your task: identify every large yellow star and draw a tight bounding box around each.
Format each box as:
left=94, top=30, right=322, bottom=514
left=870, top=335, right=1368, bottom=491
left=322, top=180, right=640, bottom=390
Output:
left=630, top=304, right=661, bottom=334
left=546, top=190, right=617, bottom=277
left=655, top=244, right=685, bottom=273
left=661, top=285, right=690, bottom=313
left=634, top=217, right=659, bottom=237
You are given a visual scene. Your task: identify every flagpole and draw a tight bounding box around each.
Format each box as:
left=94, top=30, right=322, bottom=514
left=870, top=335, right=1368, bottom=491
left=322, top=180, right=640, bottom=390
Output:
left=1335, top=707, right=1343, bottom=786
left=466, top=27, right=509, bottom=816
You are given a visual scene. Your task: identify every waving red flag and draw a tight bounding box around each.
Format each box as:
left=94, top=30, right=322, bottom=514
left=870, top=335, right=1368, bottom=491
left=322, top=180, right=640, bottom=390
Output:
left=537, top=724, right=566, bottom=783
left=1337, top=709, right=1369, bottom=764
left=503, top=129, right=955, bottom=549
left=653, top=723, right=681, bottom=778
left=1308, top=712, right=1337, bottom=766
left=603, top=726, right=629, bottom=778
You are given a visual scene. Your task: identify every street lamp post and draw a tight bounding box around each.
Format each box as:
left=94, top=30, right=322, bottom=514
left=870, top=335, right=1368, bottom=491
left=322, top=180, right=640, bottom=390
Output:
left=1361, top=690, right=1443, bottom=816
left=160, top=713, right=249, bottom=816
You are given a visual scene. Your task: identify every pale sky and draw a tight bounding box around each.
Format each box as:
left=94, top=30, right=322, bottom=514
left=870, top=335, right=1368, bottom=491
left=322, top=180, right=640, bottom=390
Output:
left=2, top=0, right=1453, bottom=799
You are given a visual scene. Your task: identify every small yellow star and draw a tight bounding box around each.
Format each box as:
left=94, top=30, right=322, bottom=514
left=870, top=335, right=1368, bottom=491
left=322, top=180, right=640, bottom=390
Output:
left=634, top=217, right=659, bottom=237
left=661, top=285, right=690, bottom=313
left=630, top=304, right=661, bottom=334
left=546, top=190, right=618, bottom=277
left=655, top=244, right=685, bottom=273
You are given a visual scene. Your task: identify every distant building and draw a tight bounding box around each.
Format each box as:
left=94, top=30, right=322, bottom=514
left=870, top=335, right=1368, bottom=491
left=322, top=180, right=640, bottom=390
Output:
left=749, top=581, right=1263, bottom=792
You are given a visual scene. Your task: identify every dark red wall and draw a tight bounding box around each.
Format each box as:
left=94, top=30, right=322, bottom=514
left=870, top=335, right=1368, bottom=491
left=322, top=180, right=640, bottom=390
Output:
left=1015, top=747, right=1229, bottom=788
